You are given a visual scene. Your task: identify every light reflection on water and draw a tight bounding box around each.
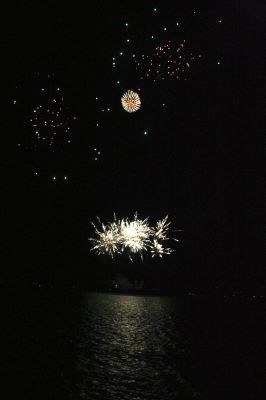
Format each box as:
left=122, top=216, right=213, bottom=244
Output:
left=76, top=293, right=202, bottom=400
left=2, top=290, right=264, bottom=399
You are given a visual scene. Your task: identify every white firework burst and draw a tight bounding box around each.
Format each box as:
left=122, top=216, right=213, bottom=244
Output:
left=119, top=213, right=151, bottom=254
left=121, top=90, right=141, bottom=113
left=150, top=239, right=174, bottom=258
left=89, top=213, right=178, bottom=260
left=89, top=218, right=121, bottom=258
left=153, top=215, right=171, bottom=241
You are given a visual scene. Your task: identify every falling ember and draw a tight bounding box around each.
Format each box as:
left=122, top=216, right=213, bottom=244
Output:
left=89, top=213, right=178, bottom=261
left=121, top=90, right=141, bottom=113
left=135, top=40, right=200, bottom=81
left=28, top=74, right=73, bottom=150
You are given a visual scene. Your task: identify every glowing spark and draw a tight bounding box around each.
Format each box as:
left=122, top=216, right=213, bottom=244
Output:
left=121, top=90, right=141, bottom=113
left=29, top=74, right=73, bottom=150
left=135, top=40, right=200, bottom=81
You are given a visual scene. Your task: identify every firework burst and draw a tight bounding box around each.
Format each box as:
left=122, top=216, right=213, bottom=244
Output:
left=89, top=214, right=178, bottom=261
left=152, top=216, right=171, bottom=241
left=150, top=239, right=174, bottom=258
left=89, top=218, right=121, bottom=258
left=121, top=90, right=141, bottom=113
left=119, top=214, right=151, bottom=259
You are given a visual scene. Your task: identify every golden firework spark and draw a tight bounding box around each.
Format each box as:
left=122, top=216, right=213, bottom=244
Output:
left=121, top=90, right=141, bottom=113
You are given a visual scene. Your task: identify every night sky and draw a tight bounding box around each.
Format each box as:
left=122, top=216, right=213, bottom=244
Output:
left=2, top=1, right=265, bottom=292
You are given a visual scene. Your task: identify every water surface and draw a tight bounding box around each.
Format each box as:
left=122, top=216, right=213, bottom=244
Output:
left=0, top=290, right=264, bottom=399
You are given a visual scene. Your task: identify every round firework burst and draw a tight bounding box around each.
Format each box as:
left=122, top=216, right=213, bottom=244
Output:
left=121, top=90, right=141, bottom=113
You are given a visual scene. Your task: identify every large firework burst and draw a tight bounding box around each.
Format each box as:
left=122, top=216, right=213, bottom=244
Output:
left=121, top=90, right=141, bottom=113
left=89, top=213, right=177, bottom=261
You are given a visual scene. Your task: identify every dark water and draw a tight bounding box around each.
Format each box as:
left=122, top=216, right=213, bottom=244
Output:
left=0, top=290, right=265, bottom=399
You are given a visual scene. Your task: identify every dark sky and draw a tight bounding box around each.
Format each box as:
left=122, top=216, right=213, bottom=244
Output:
left=1, top=1, right=265, bottom=291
